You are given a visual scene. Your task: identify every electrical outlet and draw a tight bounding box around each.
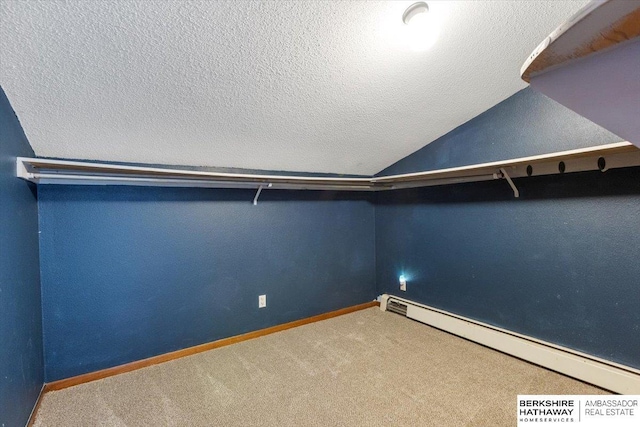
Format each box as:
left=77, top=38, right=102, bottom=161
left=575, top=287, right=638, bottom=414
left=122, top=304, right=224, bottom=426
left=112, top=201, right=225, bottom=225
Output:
left=258, top=294, right=267, bottom=308
left=399, top=275, right=407, bottom=291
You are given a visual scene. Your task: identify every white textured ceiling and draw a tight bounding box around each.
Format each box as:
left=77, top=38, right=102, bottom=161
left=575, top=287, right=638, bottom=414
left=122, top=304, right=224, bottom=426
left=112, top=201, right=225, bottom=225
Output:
left=0, top=1, right=589, bottom=175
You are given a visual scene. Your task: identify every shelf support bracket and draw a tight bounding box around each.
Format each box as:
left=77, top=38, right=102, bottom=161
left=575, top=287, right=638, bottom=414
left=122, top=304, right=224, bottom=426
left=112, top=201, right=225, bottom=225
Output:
left=499, top=168, right=519, bottom=198
left=253, top=183, right=272, bottom=205
left=16, top=158, right=35, bottom=180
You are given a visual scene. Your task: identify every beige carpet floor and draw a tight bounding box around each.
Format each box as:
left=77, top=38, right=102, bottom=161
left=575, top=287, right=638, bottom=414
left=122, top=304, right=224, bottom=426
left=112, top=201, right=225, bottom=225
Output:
left=34, top=307, right=606, bottom=426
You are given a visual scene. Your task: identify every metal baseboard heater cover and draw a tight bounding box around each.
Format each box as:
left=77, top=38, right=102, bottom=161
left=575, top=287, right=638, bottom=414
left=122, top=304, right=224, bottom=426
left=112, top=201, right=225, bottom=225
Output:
left=380, top=294, right=640, bottom=394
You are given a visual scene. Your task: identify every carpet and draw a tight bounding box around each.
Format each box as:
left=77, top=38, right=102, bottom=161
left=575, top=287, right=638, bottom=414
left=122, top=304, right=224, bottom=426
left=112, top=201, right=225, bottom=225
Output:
left=33, top=307, right=606, bottom=426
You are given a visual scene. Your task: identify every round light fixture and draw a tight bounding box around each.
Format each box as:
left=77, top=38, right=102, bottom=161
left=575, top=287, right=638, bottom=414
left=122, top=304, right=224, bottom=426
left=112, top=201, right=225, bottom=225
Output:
left=402, top=2, right=439, bottom=51
left=402, top=2, right=429, bottom=25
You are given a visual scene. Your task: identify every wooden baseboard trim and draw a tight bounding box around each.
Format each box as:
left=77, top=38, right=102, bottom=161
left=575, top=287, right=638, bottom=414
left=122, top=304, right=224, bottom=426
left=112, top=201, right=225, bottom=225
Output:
left=26, top=384, right=46, bottom=427
left=44, top=300, right=379, bottom=392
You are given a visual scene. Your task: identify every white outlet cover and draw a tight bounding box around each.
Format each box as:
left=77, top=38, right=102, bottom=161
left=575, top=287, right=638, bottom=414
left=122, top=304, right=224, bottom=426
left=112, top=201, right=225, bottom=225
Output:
left=259, top=295, right=267, bottom=308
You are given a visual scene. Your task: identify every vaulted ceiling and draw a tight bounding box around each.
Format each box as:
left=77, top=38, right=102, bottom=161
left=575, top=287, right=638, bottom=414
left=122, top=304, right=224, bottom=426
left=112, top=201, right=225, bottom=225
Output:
left=0, top=1, right=588, bottom=175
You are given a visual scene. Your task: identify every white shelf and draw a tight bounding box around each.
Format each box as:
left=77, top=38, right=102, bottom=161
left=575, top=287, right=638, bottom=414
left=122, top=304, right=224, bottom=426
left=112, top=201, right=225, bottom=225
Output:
left=521, top=0, right=640, bottom=146
left=17, top=142, right=640, bottom=198
left=16, top=157, right=375, bottom=191
left=520, top=0, right=640, bottom=82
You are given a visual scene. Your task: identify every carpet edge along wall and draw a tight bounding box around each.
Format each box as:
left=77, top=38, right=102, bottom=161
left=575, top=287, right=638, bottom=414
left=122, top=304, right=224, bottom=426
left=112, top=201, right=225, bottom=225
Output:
left=38, top=185, right=376, bottom=381
left=0, top=87, right=44, bottom=427
left=45, top=301, right=379, bottom=392
left=375, top=88, right=640, bottom=370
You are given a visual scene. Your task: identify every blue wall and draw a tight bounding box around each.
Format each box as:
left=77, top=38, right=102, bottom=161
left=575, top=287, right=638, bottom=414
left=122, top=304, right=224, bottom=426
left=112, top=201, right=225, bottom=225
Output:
left=18, top=85, right=640, bottom=388
left=379, top=88, right=622, bottom=176
left=0, top=88, right=44, bottom=426
left=38, top=186, right=375, bottom=381
left=375, top=88, right=640, bottom=369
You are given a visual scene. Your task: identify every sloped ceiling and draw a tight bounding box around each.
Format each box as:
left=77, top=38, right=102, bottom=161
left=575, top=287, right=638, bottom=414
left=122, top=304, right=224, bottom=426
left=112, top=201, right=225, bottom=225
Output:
left=0, top=1, right=589, bottom=175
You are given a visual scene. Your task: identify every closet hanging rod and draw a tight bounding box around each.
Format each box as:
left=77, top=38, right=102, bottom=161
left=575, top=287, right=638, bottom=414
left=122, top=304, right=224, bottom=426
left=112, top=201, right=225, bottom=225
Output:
left=16, top=141, right=640, bottom=193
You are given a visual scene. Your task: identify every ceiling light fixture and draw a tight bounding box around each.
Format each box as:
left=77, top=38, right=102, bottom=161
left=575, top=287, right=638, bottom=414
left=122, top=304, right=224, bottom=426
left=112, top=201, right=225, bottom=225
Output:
left=402, top=2, right=429, bottom=25
left=402, top=2, right=439, bottom=51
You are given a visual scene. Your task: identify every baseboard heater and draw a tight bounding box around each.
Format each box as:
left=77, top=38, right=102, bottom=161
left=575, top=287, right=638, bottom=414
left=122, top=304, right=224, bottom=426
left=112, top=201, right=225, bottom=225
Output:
left=380, top=294, right=640, bottom=394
